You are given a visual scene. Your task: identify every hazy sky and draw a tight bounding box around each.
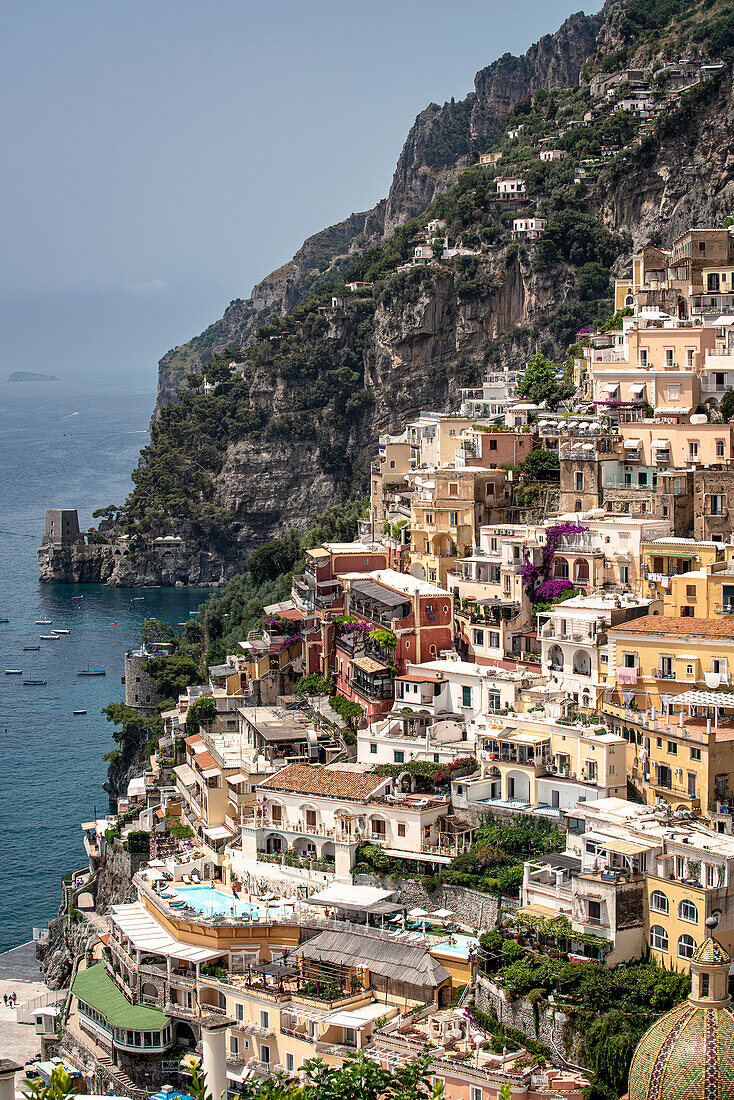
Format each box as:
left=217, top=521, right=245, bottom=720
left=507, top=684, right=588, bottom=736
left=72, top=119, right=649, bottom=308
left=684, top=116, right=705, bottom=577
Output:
left=2, top=0, right=598, bottom=385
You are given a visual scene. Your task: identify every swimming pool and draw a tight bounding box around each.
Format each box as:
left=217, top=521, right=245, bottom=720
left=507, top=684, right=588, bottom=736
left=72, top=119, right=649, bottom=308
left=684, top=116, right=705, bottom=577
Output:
left=431, top=933, right=478, bottom=958
left=170, top=885, right=290, bottom=919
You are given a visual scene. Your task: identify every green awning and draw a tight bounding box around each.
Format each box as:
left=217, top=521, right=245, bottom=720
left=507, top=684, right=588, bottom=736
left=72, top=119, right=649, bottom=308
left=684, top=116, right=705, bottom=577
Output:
left=72, top=964, right=169, bottom=1029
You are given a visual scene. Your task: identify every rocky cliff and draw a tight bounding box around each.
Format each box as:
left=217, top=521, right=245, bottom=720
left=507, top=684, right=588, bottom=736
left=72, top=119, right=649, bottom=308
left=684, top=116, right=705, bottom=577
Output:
left=153, top=8, right=607, bottom=414
left=48, top=0, right=734, bottom=585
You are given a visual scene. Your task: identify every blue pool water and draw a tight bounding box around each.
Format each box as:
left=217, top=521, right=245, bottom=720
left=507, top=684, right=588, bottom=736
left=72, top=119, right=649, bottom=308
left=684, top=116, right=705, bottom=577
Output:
left=171, top=885, right=297, bottom=920
left=431, top=933, right=478, bottom=958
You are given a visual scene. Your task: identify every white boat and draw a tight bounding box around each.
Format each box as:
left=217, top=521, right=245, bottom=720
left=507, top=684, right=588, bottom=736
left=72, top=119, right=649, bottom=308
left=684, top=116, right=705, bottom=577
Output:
left=35, top=619, right=52, bottom=625
left=39, top=634, right=59, bottom=640
left=52, top=628, right=70, bottom=634
left=5, top=669, right=22, bottom=675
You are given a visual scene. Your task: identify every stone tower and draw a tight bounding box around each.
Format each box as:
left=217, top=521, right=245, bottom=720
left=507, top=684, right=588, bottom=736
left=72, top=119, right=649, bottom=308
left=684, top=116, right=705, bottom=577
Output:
left=43, top=509, right=81, bottom=546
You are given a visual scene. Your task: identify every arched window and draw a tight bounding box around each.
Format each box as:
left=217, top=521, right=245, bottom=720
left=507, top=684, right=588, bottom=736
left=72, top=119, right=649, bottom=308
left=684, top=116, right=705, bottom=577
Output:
left=678, top=934, right=697, bottom=959
left=679, top=899, right=698, bottom=924
left=650, top=890, right=669, bottom=915
left=625, top=295, right=634, bottom=307
left=649, top=925, right=668, bottom=952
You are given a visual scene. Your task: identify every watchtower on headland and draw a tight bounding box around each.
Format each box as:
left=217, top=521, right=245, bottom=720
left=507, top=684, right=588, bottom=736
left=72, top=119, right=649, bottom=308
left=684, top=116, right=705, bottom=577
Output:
left=42, top=509, right=81, bottom=546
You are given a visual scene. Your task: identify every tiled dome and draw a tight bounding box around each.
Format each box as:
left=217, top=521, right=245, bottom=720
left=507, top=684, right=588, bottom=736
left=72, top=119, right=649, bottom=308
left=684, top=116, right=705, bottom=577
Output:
left=628, top=938, right=734, bottom=1100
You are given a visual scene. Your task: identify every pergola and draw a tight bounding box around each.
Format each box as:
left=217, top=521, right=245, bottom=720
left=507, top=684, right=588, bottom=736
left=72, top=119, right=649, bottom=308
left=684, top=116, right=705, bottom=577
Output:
left=661, top=690, right=734, bottom=729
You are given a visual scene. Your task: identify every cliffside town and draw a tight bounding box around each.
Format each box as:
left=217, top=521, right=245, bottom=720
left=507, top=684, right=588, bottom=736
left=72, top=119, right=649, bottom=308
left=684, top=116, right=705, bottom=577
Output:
left=22, top=4, right=734, bottom=1100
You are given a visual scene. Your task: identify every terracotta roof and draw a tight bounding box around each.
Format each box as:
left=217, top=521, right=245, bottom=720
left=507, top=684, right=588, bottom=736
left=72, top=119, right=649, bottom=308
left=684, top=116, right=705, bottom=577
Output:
left=193, top=751, right=217, bottom=771
left=258, top=763, right=387, bottom=800
left=185, top=734, right=203, bottom=745
left=397, top=670, right=445, bottom=684
left=609, top=617, right=734, bottom=639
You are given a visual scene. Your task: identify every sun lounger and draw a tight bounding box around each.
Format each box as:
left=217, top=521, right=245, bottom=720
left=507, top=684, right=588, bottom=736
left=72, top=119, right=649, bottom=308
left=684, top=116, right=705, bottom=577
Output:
left=182, top=875, right=192, bottom=884
left=191, top=872, right=200, bottom=882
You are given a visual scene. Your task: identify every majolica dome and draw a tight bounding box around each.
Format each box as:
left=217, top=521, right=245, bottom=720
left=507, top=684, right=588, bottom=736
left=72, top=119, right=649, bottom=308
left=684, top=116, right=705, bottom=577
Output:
left=628, top=935, right=734, bottom=1100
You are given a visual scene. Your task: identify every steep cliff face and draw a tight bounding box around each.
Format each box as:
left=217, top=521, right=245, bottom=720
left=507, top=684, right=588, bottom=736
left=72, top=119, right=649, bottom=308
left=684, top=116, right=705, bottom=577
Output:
left=598, top=71, right=734, bottom=245
left=154, top=11, right=607, bottom=413
left=38, top=537, right=240, bottom=587
left=382, top=9, right=606, bottom=235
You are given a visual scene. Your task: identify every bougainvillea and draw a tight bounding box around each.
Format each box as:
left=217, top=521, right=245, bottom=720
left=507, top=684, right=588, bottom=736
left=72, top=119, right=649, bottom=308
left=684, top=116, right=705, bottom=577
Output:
left=534, top=577, right=575, bottom=602
left=521, top=522, right=589, bottom=603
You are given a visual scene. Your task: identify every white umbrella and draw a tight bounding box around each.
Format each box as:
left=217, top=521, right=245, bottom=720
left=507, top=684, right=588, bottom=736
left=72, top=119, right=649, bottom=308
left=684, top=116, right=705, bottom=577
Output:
left=390, top=914, right=405, bottom=923
left=144, top=869, right=167, bottom=882
left=407, top=907, right=429, bottom=918
left=432, top=908, right=455, bottom=919
left=147, top=858, right=166, bottom=868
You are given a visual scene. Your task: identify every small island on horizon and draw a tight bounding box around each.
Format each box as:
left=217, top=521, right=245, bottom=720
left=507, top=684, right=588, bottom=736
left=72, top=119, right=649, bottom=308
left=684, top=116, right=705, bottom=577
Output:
left=7, top=371, right=59, bottom=382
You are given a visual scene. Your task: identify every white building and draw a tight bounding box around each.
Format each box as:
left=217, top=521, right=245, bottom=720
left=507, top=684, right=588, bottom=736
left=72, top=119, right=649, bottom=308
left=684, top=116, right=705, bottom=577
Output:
left=511, top=217, right=547, bottom=241
left=539, top=592, right=657, bottom=708
left=539, top=149, right=566, bottom=161
left=496, top=178, right=527, bottom=198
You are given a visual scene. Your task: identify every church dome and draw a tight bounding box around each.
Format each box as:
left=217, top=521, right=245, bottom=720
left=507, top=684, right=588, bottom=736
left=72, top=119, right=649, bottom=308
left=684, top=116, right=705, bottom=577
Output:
left=628, top=935, right=734, bottom=1100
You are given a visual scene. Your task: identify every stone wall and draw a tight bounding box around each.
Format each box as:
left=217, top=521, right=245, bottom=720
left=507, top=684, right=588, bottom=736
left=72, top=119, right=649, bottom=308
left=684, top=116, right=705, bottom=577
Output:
left=475, top=973, right=584, bottom=1066
left=353, top=874, right=519, bottom=931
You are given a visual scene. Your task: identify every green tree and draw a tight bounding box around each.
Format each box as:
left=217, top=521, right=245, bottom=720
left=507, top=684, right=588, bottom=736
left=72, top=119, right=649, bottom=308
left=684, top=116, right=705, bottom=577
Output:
left=515, top=352, right=571, bottom=408
left=517, top=448, right=560, bottom=482
left=189, top=1051, right=438, bottom=1100
left=23, top=1064, right=74, bottom=1100
left=141, top=618, right=176, bottom=647
left=146, top=655, right=201, bottom=701
left=185, top=695, right=217, bottom=736
left=720, top=389, right=734, bottom=423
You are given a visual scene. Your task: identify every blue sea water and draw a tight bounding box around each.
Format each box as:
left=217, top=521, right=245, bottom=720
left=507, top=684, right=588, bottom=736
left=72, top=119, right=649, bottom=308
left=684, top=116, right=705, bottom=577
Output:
left=0, top=377, right=213, bottom=951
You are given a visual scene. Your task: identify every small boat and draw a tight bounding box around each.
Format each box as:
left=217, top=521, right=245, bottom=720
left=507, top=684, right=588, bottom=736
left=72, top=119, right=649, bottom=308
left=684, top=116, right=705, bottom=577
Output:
left=73, top=709, right=87, bottom=715
left=52, top=628, right=70, bottom=634
left=35, top=619, right=52, bottom=625
left=77, top=668, right=106, bottom=676
left=5, top=669, right=22, bottom=675
left=23, top=679, right=47, bottom=685
left=0, top=618, right=9, bottom=623
left=39, top=634, right=59, bottom=640
left=71, top=595, right=83, bottom=600
left=23, top=645, right=40, bottom=651
left=131, top=597, right=144, bottom=601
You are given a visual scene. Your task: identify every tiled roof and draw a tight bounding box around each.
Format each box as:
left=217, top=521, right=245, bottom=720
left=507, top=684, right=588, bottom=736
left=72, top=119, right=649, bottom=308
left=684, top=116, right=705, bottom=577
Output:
left=193, top=751, right=217, bottom=771
left=185, top=734, right=203, bottom=745
left=258, top=763, right=387, bottom=800
left=609, top=617, right=734, bottom=639
left=692, top=937, right=730, bottom=965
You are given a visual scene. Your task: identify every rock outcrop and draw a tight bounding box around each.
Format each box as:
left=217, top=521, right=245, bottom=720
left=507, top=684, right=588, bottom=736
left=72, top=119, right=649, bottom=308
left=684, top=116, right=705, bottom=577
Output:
left=38, top=537, right=240, bottom=587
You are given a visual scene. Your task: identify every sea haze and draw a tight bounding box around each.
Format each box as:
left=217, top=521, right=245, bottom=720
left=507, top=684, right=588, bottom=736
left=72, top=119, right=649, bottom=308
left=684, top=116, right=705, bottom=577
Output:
left=0, top=377, right=210, bottom=951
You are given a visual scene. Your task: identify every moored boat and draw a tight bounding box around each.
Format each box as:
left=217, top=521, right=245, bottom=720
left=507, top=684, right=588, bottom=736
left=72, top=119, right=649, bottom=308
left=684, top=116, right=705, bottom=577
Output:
left=23, top=645, right=40, bottom=651
left=77, top=668, right=106, bottom=676
left=73, top=709, right=87, bottom=714
left=23, top=679, right=47, bottom=685
left=5, top=669, right=22, bottom=675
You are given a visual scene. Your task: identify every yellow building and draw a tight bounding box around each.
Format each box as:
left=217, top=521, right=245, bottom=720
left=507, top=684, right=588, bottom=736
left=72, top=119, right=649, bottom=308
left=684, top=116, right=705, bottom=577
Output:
left=641, top=538, right=727, bottom=603
left=601, top=696, right=734, bottom=822
left=475, top=713, right=627, bottom=809
left=605, top=616, right=734, bottom=708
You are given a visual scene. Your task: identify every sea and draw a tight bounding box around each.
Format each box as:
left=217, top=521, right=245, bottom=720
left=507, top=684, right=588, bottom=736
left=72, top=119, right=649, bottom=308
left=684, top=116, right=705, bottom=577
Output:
left=0, top=376, right=213, bottom=952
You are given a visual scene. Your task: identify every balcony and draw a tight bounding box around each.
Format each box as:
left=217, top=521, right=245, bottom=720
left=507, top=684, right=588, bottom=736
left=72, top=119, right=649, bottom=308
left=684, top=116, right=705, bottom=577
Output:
left=656, top=668, right=677, bottom=680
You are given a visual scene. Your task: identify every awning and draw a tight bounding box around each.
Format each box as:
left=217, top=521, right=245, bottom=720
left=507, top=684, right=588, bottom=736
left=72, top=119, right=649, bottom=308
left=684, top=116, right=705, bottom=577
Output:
left=586, top=832, right=654, bottom=855
left=174, top=764, right=197, bottom=787
left=623, top=439, right=641, bottom=449
left=629, top=383, right=646, bottom=395
left=651, top=439, right=671, bottom=449
left=203, top=825, right=234, bottom=841
left=517, top=904, right=558, bottom=920
left=327, top=1011, right=371, bottom=1029
left=201, top=767, right=220, bottom=780
left=603, top=383, right=619, bottom=393
left=227, top=772, right=248, bottom=786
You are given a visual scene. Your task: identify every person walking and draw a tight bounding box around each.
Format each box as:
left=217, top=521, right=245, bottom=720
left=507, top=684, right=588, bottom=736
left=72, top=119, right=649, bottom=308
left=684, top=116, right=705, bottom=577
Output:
left=3, top=994, right=7, bottom=1006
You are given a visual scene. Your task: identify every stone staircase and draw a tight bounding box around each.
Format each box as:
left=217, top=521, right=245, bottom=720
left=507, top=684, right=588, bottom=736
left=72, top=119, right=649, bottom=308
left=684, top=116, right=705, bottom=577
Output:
left=95, top=1054, right=146, bottom=1099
